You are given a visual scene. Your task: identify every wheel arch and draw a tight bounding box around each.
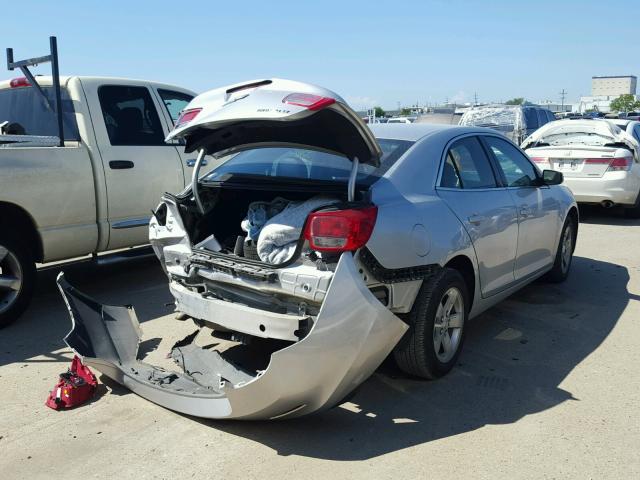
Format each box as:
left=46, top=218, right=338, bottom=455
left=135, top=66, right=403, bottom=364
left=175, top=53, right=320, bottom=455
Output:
left=567, top=206, right=579, bottom=252
left=0, top=202, right=44, bottom=262
left=444, top=254, right=476, bottom=309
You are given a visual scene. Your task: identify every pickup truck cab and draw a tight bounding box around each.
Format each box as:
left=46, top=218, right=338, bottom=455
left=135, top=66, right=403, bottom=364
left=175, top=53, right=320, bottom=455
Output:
left=0, top=76, right=199, bottom=326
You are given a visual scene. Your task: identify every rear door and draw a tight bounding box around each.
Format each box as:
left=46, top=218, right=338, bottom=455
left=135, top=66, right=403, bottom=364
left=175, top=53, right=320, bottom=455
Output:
left=436, top=135, right=519, bottom=296
left=83, top=81, right=186, bottom=249
left=483, top=135, right=560, bottom=279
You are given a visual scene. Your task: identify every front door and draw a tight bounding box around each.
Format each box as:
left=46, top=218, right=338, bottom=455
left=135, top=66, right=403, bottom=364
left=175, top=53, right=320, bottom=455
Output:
left=86, top=83, right=187, bottom=249
left=483, top=135, right=560, bottom=280
left=436, top=135, right=519, bottom=297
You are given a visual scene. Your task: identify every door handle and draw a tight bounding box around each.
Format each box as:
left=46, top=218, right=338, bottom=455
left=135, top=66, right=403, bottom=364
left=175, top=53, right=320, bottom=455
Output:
left=109, top=160, right=134, bottom=169
left=186, top=158, right=208, bottom=167
left=468, top=215, right=486, bottom=225
left=519, top=206, right=531, bottom=218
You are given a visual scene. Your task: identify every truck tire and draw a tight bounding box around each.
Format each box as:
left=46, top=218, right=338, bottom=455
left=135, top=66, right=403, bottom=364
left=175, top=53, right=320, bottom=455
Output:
left=543, top=215, right=576, bottom=283
left=393, top=268, right=469, bottom=379
left=0, top=232, right=36, bottom=328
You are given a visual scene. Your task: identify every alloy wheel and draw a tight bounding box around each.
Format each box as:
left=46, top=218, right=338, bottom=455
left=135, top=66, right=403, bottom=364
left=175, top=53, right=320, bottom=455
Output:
left=561, top=225, right=573, bottom=274
left=433, top=287, right=464, bottom=363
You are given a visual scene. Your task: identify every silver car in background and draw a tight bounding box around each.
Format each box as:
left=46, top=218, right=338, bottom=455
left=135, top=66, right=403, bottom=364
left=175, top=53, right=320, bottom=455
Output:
left=460, top=104, right=556, bottom=144
left=57, top=79, right=578, bottom=420
left=522, top=119, right=640, bottom=217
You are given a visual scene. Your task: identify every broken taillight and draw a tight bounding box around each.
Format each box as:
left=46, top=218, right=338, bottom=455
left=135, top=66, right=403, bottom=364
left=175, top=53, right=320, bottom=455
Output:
left=282, top=93, right=336, bottom=111
left=175, top=108, right=202, bottom=128
left=10, top=77, right=31, bottom=88
left=304, top=206, right=377, bottom=252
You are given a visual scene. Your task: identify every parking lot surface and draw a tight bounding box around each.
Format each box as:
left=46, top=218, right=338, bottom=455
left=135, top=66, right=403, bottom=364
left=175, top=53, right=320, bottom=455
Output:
left=1, top=208, right=639, bottom=479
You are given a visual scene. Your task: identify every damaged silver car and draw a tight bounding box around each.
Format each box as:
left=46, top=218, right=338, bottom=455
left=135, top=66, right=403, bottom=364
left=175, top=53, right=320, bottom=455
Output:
left=58, top=79, right=578, bottom=420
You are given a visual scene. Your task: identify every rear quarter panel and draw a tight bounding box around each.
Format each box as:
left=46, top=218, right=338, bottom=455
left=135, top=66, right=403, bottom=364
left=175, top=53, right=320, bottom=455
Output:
left=366, top=132, right=480, bottom=312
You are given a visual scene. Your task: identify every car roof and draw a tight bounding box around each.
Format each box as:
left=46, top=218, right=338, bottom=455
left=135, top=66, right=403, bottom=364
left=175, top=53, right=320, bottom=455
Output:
left=369, top=123, right=496, bottom=142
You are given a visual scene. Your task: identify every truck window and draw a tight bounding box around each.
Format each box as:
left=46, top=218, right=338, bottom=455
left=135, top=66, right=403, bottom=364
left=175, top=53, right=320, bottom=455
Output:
left=158, top=89, right=193, bottom=125
left=0, top=86, right=79, bottom=140
left=98, top=86, right=165, bottom=146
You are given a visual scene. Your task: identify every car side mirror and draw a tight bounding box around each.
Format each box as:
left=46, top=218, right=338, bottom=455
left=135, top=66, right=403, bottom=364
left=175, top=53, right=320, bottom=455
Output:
left=542, top=169, right=563, bottom=185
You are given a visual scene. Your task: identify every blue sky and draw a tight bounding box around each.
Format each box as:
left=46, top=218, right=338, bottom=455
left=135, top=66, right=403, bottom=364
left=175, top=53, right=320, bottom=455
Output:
left=2, top=0, right=637, bottom=109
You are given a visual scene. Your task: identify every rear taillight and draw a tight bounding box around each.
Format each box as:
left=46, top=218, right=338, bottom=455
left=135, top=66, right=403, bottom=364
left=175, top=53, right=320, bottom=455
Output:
left=10, top=77, right=30, bottom=88
left=530, top=157, right=548, bottom=164
left=175, top=108, right=202, bottom=128
left=607, top=157, right=632, bottom=172
left=304, top=206, right=377, bottom=252
left=282, top=93, right=336, bottom=111
left=585, top=157, right=632, bottom=171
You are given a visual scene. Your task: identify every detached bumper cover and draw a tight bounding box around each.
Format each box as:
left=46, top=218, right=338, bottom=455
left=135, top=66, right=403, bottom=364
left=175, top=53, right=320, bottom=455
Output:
left=56, top=254, right=407, bottom=419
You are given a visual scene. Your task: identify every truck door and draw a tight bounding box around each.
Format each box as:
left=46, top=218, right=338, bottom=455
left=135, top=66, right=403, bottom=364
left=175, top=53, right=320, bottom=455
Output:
left=153, top=87, right=220, bottom=178
left=85, top=83, right=186, bottom=249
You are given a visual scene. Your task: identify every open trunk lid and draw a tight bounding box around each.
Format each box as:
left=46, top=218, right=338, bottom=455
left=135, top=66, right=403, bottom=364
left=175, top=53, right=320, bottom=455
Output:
left=166, top=78, right=382, bottom=166
left=522, top=120, right=639, bottom=178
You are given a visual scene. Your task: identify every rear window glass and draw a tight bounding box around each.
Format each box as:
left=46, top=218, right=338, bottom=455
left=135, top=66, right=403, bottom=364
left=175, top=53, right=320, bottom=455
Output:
left=205, top=139, right=414, bottom=184
left=0, top=86, right=79, bottom=140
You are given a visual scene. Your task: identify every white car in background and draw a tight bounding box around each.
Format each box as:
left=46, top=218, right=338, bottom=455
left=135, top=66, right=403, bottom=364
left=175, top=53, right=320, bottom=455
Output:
left=522, top=119, right=640, bottom=217
left=387, top=116, right=415, bottom=124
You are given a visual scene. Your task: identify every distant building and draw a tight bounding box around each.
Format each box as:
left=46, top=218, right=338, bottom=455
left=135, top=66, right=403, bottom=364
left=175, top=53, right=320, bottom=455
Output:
left=591, top=76, right=637, bottom=96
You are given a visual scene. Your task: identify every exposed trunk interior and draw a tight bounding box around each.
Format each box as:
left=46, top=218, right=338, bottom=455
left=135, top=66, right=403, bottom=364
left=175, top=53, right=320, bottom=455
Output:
left=170, top=174, right=367, bottom=266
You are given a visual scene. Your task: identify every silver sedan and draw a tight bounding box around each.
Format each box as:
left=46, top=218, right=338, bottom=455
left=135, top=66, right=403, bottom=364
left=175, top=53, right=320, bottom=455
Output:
left=57, top=79, right=578, bottom=420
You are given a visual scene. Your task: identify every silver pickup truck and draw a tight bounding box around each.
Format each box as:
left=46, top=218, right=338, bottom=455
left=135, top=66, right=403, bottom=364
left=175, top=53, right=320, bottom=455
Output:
left=0, top=75, right=202, bottom=326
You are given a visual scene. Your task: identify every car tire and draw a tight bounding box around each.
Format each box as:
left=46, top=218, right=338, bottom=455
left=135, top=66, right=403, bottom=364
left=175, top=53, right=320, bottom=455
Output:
left=543, top=215, right=576, bottom=283
left=393, top=268, right=469, bottom=379
left=0, top=232, right=36, bottom=328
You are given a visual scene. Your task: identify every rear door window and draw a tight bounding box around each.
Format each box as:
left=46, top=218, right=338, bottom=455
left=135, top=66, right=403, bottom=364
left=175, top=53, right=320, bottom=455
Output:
left=523, top=108, right=539, bottom=130
left=440, top=136, right=498, bottom=189
left=98, top=86, right=165, bottom=146
left=0, top=86, right=79, bottom=140
left=158, top=89, right=194, bottom=125
left=545, top=110, right=556, bottom=123
left=536, top=109, right=547, bottom=126
left=485, top=136, right=539, bottom=187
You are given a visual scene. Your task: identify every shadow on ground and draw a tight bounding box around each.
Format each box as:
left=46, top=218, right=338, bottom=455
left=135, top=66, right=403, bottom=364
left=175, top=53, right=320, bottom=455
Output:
left=0, top=251, right=631, bottom=461
left=0, top=256, right=172, bottom=367
left=198, top=255, right=630, bottom=460
left=578, top=204, right=640, bottom=226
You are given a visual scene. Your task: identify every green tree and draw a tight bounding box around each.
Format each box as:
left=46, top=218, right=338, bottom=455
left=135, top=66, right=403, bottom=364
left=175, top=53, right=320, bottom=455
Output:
left=505, top=97, right=525, bottom=105
left=374, top=106, right=386, bottom=118
left=609, top=94, right=640, bottom=113
left=400, top=107, right=413, bottom=116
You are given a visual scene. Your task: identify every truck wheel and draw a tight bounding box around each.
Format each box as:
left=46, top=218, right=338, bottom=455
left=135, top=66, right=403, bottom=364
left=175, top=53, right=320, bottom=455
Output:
left=0, top=233, right=36, bottom=328
left=393, top=268, right=469, bottom=379
left=543, top=215, right=576, bottom=283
